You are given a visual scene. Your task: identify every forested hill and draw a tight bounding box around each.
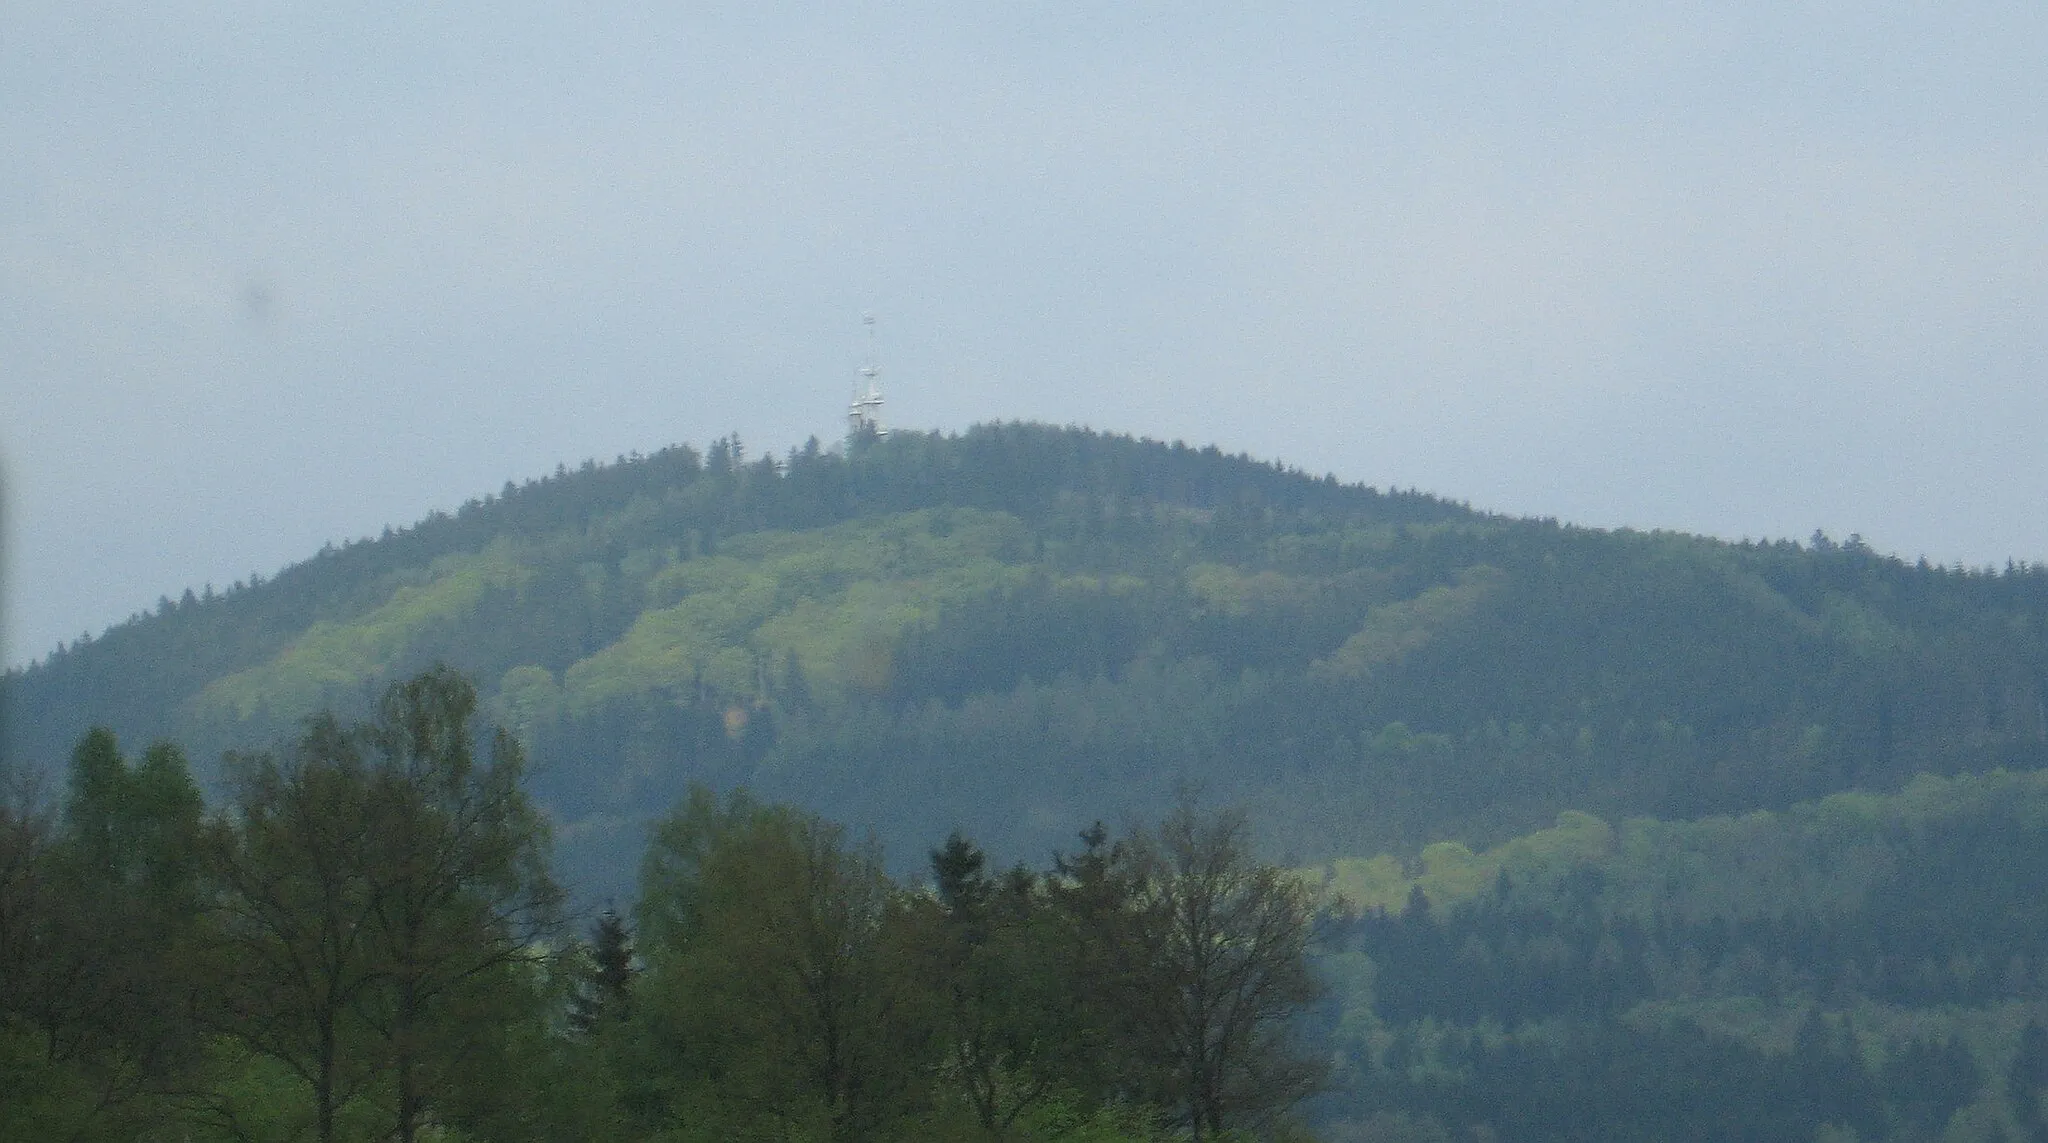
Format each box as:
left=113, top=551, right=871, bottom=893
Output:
left=6, top=422, right=2048, bottom=898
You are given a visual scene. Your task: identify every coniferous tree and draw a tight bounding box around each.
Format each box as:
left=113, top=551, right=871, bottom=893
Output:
left=569, top=908, right=636, bottom=1035
left=921, top=831, right=1080, bottom=1139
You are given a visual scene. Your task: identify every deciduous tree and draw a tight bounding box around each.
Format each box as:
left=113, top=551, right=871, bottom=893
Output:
left=0, top=732, right=210, bottom=1139
left=921, top=832, right=1077, bottom=1139
left=209, top=667, right=559, bottom=1143
left=1125, top=799, right=1323, bottom=1141
left=356, top=666, right=560, bottom=1143
left=634, top=785, right=930, bottom=1141
left=208, top=716, right=386, bottom=1143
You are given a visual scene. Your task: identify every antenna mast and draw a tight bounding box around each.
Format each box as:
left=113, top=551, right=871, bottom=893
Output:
left=848, top=312, right=886, bottom=441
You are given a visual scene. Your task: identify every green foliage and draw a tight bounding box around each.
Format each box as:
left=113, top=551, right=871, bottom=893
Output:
left=0, top=1023, right=110, bottom=1142
left=11, top=423, right=2048, bottom=910
left=1314, top=771, right=2048, bottom=1141
left=64, top=729, right=205, bottom=899
left=631, top=786, right=929, bottom=1142
left=1311, top=565, right=1504, bottom=682
left=208, top=667, right=560, bottom=1143
left=0, top=731, right=214, bottom=1139
left=195, top=541, right=533, bottom=722
left=1316, top=809, right=1617, bottom=914
left=17, top=423, right=2048, bottom=1140
left=620, top=788, right=1326, bottom=1143
left=567, top=908, right=636, bottom=1035
left=1007, top=1098, right=1179, bottom=1142
left=1123, top=800, right=1324, bottom=1140
left=915, top=832, right=1098, bottom=1138
left=563, top=507, right=1033, bottom=711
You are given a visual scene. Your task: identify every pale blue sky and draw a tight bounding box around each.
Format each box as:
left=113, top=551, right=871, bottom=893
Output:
left=4, top=2, right=2046, bottom=666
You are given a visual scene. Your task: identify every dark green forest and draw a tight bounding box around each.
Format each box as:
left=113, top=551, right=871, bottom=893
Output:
left=18, top=678, right=2048, bottom=1140
left=8, top=424, right=2048, bottom=900
left=3, top=670, right=1322, bottom=1141
left=8, top=422, right=2048, bottom=1140
left=1305, top=770, right=2048, bottom=1141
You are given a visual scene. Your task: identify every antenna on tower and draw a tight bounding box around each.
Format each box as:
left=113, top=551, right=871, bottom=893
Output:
left=848, top=311, right=886, bottom=442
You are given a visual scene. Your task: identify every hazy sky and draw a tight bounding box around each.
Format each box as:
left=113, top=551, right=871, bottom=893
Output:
left=4, top=2, right=2045, bottom=667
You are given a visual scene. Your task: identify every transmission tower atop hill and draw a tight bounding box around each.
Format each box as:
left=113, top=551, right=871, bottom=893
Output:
left=847, top=312, right=886, bottom=442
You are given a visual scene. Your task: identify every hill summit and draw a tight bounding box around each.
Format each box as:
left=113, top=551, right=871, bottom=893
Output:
left=8, top=422, right=2047, bottom=897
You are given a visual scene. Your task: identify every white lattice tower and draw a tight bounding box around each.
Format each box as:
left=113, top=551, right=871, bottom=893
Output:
left=848, top=312, right=886, bottom=439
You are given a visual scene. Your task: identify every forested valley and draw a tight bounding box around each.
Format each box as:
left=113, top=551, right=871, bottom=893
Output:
left=8, top=422, right=2048, bottom=1140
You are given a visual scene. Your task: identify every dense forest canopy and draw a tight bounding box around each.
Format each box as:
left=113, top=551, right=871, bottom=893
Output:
left=1307, top=768, right=2048, bottom=1141
left=2, top=671, right=1324, bottom=1142
left=10, top=422, right=2048, bottom=1140
left=6, top=422, right=2047, bottom=900
left=16, top=675, right=2048, bottom=1140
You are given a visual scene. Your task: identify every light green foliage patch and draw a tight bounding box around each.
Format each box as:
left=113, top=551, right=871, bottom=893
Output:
left=1320, top=854, right=1409, bottom=913
left=496, top=664, right=562, bottom=739
left=560, top=509, right=1035, bottom=713
left=192, top=538, right=532, bottom=722
left=1821, top=591, right=1912, bottom=657
left=1315, top=808, right=1615, bottom=912
left=1313, top=565, right=1506, bottom=682
left=1185, top=563, right=1320, bottom=618
left=1603, top=770, right=2048, bottom=923
left=1322, top=771, right=2048, bottom=920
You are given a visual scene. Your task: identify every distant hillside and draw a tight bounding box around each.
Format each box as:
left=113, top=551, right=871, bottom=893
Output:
left=6, top=422, right=2047, bottom=900
left=1308, top=769, right=2048, bottom=1141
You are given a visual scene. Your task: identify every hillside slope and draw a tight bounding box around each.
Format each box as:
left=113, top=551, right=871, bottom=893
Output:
left=7, top=423, right=2048, bottom=898
left=1308, top=768, right=2048, bottom=1141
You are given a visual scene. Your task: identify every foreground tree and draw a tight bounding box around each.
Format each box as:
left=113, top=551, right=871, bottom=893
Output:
left=209, top=667, right=559, bottom=1143
left=1, top=731, right=211, bottom=1140
left=0, top=789, right=76, bottom=1138
left=919, top=832, right=1083, bottom=1140
left=208, top=716, right=391, bottom=1143
left=1045, top=820, right=1160, bottom=1111
left=633, top=785, right=932, bottom=1142
left=65, top=730, right=206, bottom=897
left=1124, top=800, right=1324, bottom=1141
left=357, top=667, right=561, bottom=1143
